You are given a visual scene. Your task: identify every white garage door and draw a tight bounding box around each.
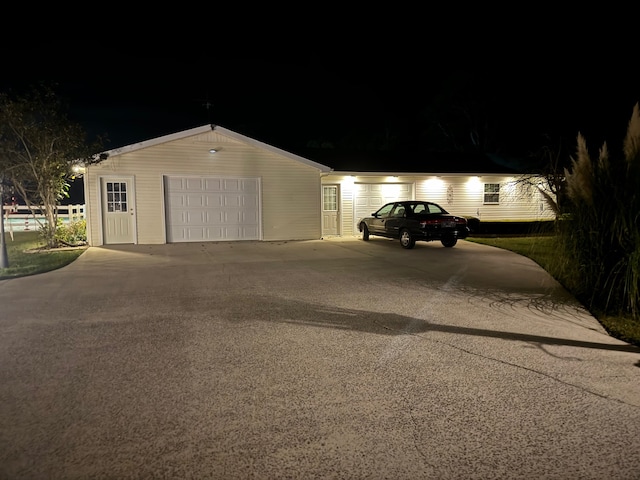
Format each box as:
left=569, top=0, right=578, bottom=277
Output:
left=353, top=183, right=413, bottom=234
left=165, top=176, right=260, bottom=242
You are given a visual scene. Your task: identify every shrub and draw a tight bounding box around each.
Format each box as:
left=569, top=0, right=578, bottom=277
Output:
left=561, top=103, right=640, bottom=319
left=39, top=218, right=87, bottom=247
left=56, top=219, right=87, bottom=246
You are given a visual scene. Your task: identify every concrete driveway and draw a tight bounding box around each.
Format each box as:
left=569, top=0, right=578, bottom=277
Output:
left=1, top=237, right=639, bottom=479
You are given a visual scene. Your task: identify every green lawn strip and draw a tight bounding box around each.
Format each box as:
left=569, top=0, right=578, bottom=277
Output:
left=0, top=231, right=86, bottom=279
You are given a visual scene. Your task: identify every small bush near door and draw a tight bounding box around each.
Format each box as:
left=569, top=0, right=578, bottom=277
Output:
left=38, top=219, right=87, bottom=247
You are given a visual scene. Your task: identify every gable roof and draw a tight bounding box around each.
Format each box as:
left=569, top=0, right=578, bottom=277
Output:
left=101, top=124, right=521, bottom=176
left=103, top=124, right=333, bottom=173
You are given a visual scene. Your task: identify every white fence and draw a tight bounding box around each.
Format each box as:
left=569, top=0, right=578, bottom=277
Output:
left=2, top=204, right=86, bottom=233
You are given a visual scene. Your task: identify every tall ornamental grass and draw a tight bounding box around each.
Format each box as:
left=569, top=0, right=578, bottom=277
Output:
left=560, top=103, right=640, bottom=319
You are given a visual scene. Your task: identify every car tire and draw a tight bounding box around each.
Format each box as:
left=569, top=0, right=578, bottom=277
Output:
left=400, top=229, right=415, bottom=249
left=361, top=224, right=370, bottom=241
left=441, top=237, right=457, bottom=248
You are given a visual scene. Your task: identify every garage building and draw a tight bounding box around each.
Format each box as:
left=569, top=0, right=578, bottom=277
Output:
left=84, top=125, right=332, bottom=246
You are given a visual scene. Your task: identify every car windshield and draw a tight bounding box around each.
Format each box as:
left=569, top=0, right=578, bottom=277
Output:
left=375, top=204, right=394, bottom=216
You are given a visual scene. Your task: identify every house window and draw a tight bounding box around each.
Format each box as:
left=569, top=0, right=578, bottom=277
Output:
left=323, top=186, right=337, bottom=211
left=484, top=183, right=500, bottom=204
left=106, top=182, right=127, bottom=212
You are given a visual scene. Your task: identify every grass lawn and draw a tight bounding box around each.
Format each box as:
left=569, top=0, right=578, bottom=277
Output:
left=2, top=231, right=639, bottom=348
left=0, top=231, right=87, bottom=279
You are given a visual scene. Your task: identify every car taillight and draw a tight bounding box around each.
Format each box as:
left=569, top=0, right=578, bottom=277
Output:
left=420, top=219, right=437, bottom=227
left=421, top=217, right=466, bottom=228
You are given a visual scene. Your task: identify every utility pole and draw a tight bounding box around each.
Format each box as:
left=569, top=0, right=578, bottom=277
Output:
left=0, top=177, right=8, bottom=268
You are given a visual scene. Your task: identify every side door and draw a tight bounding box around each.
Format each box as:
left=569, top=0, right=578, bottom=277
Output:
left=369, top=203, right=394, bottom=235
left=101, top=177, right=135, bottom=244
left=321, top=185, right=339, bottom=236
left=382, top=203, right=407, bottom=236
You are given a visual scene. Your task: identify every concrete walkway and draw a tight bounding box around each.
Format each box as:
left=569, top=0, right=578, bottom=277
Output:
left=1, top=237, right=639, bottom=479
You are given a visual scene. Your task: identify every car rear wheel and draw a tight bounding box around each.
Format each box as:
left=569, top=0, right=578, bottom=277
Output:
left=441, top=237, right=457, bottom=248
left=400, top=229, right=415, bottom=249
left=361, top=224, right=370, bottom=241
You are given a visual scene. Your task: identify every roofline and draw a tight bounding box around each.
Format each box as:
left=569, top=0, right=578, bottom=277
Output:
left=212, top=125, right=333, bottom=173
left=102, top=124, right=333, bottom=173
left=103, top=125, right=213, bottom=156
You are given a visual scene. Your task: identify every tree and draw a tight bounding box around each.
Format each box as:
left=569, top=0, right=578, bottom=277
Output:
left=419, top=72, right=501, bottom=154
left=512, top=136, right=572, bottom=219
left=0, top=85, right=107, bottom=250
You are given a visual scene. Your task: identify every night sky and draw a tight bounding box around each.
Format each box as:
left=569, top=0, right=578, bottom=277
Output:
left=3, top=37, right=639, bottom=172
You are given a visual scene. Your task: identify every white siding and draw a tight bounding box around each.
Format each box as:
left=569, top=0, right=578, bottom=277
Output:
left=86, top=130, right=322, bottom=245
left=414, top=175, right=553, bottom=221
left=322, top=173, right=556, bottom=237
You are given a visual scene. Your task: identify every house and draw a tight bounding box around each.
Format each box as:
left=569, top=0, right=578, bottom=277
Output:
left=83, top=124, right=555, bottom=246
left=319, top=150, right=556, bottom=237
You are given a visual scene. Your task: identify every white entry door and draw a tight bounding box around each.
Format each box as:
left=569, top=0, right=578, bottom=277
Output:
left=322, top=185, right=339, bottom=236
left=101, top=177, right=134, bottom=244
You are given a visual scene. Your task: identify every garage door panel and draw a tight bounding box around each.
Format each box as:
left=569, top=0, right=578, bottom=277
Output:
left=203, top=178, right=223, bottom=190
left=223, top=195, right=246, bottom=208
left=172, top=225, right=260, bottom=242
left=353, top=183, right=413, bottom=234
left=165, top=176, right=260, bottom=243
left=241, top=210, right=259, bottom=223
left=166, top=177, right=185, bottom=190
left=170, top=208, right=259, bottom=226
left=181, top=194, right=206, bottom=207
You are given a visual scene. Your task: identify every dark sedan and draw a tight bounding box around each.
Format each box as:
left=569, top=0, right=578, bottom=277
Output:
left=358, top=200, right=470, bottom=249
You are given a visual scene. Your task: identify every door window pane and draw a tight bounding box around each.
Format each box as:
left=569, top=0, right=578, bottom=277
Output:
left=323, top=186, right=337, bottom=211
left=107, top=181, right=128, bottom=212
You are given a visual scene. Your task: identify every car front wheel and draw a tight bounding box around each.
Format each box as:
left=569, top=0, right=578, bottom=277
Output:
left=400, top=229, right=415, bottom=249
left=441, top=237, right=457, bottom=248
left=361, top=224, right=370, bottom=241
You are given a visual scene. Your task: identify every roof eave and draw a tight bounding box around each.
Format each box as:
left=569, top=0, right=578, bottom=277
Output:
left=212, top=126, right=333, bottom=173
left=101, top=124, right=334, bottom=174
left=103, top=125, right=214, bottom=157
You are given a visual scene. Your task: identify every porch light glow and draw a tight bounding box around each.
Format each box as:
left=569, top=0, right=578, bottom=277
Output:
left=466, top=176, right=483, bottom=193
left=424, top=177, right=445, bottom=194
left=343, top=176, right=356, bottom=186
